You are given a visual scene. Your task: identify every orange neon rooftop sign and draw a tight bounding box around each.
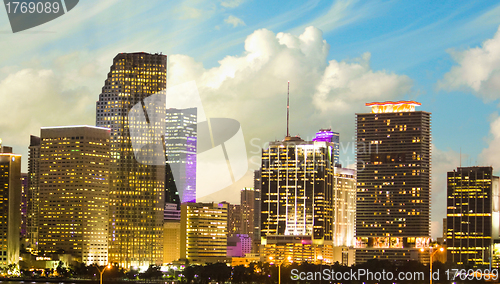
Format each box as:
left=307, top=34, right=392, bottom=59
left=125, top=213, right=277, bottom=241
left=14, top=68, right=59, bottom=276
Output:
left=365, top=101, right=421, bottom=113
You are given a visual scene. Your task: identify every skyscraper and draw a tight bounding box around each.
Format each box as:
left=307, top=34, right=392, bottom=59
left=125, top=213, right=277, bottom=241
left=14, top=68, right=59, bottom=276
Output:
left=96, top=52, right=167, bottom=267
left=180, top=202, right=228, bottom=264
left=260, top=136, right=355, bottom=264
left=253, top=170, right=261, bottom=240
left=223, top=202, right=241, bottom=236
left=37, top=126, right=110, bottom=265
left=355, top=101, right=431, bottom=263
left=240, top=187, right=255, bottom=237
left=447, top=166, right=500, bottom=267
left=165, top=107, right=197, bottom=204
left=0, top=142, right=21, bottom=268
left=20, top=173, right=28, bottom=240
left=253, top=170, right=261, bottom=254
left=27, top=135, right=40, bottom=253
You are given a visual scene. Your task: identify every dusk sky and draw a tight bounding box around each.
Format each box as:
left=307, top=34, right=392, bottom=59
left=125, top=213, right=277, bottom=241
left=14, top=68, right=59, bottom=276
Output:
left=2, top=0, right=500, bottom=239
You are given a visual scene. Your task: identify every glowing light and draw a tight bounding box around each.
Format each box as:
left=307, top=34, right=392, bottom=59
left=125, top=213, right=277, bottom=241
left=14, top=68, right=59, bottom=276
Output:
left=366, top=101, right=421, bottom=113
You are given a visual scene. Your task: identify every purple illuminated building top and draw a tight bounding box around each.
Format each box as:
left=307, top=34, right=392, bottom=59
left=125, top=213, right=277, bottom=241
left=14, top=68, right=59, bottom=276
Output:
left=313, top=129, right=334, bottom=142
left=313, top=128, right=340, bottom=166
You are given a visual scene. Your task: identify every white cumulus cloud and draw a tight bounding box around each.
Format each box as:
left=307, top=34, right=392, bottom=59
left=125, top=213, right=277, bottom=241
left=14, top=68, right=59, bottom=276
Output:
left=479, top=115, right=500, bottom=168
left=431, top=144, right=462, bottom=239
left=313, top=52, right=413, bottom=114
left=167, top=26, right=414, bottom=202
left=438, top=26, right=500, bottom=100
left=224, top=15, right=246, bottom=27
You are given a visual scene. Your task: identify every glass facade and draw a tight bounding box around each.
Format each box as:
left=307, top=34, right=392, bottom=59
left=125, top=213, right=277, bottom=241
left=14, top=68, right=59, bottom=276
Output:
left=96, top=52, right=167, bottom=267
left=447, top=166, right=499, bottom=267
left=27, top=135, right=40, bottom=253
left=165, top=107, right=197, bottom=205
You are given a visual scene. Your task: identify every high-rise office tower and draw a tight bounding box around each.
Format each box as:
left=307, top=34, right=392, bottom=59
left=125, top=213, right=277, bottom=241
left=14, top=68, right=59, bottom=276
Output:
left=96, top=52, right=166, bottom=267
left=180, top=202, right=228, bottom=263
left=223, top=202, right=241, bottom=236
left=240, top=187, right=255, bottom=237
left=20, top=173, right=28, bottom=240
left=355, top=101, right=431, bottom=263
left=36, top=126, right=110, bottom=265
left=165, top=107, right=197, bottom=204
left=27, top=135, right=41, bottom=253
left=260, top=83, right=355, bottom=264
left=260, top=136, right=356, bottom=264
left=253, top=170, right=261, bottom=254
left=0, top=142, right=21, bottom=267
left=447, top=167, right=500, bottom=267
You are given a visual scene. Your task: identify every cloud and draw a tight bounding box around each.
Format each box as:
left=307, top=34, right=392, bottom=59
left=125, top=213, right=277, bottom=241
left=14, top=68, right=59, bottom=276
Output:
left=479, top=115, right=500, bottom=168
left=167, top=26, right=413, bottom=202
left=313, top=52, right=413, bottom=114
left=431, top=144, right=462, bottom=240
left=0, top=68, right=94, bottom=147
left=221, top=0, right=244, bottom=8
left=224, top=15, right=246, bottom=27
left=438, top=26, right=500, bottom=100
left=0, top=50, right=105, bottom=169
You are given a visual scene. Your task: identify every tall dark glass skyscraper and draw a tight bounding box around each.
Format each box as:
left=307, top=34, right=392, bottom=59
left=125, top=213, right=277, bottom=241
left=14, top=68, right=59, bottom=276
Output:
left=96, top=52, right=166, bottom=267
left=447, top=166, right=500, bottom=267
left=355, top=101, right=431, bottom=263
left=27, top=135, right=40, bottom=253
left=165, top=107, right=197, bottom=204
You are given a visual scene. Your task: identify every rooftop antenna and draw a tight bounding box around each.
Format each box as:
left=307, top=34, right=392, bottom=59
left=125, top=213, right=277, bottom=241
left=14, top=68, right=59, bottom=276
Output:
left=460, top=147, right=461, bottom=168
left=287, top=81, right=290, bottom=137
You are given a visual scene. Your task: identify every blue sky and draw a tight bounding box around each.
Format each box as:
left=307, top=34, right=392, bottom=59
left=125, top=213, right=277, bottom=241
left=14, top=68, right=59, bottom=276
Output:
left=2, top=0, right=500, bottom=239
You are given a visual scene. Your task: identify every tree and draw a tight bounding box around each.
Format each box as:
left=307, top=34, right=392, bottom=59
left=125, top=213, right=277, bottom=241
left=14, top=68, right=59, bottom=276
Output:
left=56, top=261, right=69, bottom=277
left=140, top=265, right=163, bottom=280
left=232, top=265, right=246, bottom=284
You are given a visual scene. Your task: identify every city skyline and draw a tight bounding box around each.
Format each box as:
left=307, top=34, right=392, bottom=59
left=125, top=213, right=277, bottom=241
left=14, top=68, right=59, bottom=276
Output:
left=3, top=1, right=500, bottom=240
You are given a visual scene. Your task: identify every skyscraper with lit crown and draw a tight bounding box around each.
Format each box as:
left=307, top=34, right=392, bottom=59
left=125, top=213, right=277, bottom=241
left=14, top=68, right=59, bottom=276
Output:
left=96, top=52, right=166, bottom=267
left=355, top=101, right=431, bottom=263
left=259, top=83, right=355, bottom=264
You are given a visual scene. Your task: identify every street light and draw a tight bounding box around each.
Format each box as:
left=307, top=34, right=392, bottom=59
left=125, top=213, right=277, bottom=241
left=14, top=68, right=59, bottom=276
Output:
left=269, top=256, right=292, bottom=284
left=420, top=246, right=445, bottom=284
left=96, top=264, right=112, bottom=284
